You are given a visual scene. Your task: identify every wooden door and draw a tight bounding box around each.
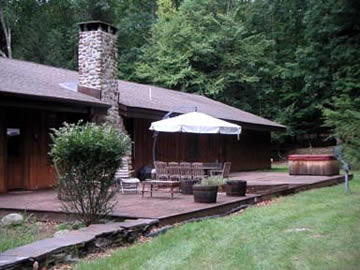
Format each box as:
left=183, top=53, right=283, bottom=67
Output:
left=6, top=127, right=25, bottom=190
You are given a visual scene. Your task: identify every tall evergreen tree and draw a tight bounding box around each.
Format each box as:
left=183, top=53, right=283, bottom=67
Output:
left=135, top=0, right=272, bottom=114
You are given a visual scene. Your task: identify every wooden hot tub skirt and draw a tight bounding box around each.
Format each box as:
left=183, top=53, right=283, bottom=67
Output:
left=288, top=155, right=339, bottom=176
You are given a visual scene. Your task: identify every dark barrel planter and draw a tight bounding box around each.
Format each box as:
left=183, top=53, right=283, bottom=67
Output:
left=180, top=179, right=199, bottom=194
left=225, top=180, right=247, bottom=196
left=193, top=185, right=218, bottom=203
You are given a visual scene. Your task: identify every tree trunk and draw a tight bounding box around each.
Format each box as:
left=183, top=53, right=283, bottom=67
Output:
left=0, top=1, right=12, bottom=58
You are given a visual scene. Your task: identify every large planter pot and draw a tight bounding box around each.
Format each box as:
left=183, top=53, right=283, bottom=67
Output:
left=193, top=185, right=218, bottom=203
left=180, top=179, right=199, bottom=195
left=225, top=180, right=247, bottom=196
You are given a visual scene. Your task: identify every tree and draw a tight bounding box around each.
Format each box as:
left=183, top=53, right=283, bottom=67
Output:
left=50, top=122, right=130, bottom=225
left=295, top=0, right=360, bottom=142
left=135, top=0, right=272, bottom=114
left=323, top=96, right=360, bottom=167
left=0, top=0, right=13, bottom=57
left=115, top=0, right=157, bottom=80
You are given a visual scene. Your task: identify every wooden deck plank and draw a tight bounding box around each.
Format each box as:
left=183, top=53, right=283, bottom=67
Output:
left=0, top=172, right=348, bottom=225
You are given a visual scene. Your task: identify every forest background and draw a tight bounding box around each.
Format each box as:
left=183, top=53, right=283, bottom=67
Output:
left=0, top=0, right=359, bottom=165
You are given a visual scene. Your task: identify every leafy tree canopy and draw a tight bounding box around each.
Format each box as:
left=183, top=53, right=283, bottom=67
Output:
left=0, top=0, right=359, bottom=151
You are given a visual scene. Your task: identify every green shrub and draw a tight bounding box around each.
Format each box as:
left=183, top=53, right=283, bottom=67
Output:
left=198, top=176, right=225, bottom=186
left=49, top=122, right=130, bottom=225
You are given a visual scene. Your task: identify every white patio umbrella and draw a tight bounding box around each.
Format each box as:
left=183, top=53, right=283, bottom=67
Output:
left=149, top=112, right=242, bottom=136
left=149, top=111, right=241, bottom=165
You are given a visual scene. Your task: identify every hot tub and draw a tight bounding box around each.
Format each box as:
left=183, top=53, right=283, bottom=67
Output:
left=288, top=155, right=339, bottom=176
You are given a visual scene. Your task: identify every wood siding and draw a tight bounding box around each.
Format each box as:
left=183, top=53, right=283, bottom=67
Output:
left=130, top=118, right=271, bottom=173
left=0, top=107, right=87, bottom=192
left=0, top=109, right=6, bottom=192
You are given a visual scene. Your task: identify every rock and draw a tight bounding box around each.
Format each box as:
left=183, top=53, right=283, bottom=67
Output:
left=64, top=254, right=80, bottom=263
left=54, top=229, right=70, bottom=237
left=285, top=227, right=311, bottom=233
left=94, top=237, right=111, bottom=249
left=32, top=261, right=39, bottom=270
left=1, top=213, right=24, bottom=226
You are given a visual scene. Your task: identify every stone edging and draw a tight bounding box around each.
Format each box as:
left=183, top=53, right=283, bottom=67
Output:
left=0, top=218, right=158, bottom=270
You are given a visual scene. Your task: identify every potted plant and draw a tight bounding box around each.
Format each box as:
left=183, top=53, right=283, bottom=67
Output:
left=180, top=178, right=200, bottom=194
left=224, top=180, right=247, bottom=196
left=193, top=177, right=224, bottom=203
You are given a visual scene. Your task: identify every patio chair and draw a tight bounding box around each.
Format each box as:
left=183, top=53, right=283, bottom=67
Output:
left=179, top=162, right=192, bottom=180
left=168, top=161, right=181, bottom=181
left=119, top=178, right=140, bottom=194
left=154, top=161, right=169, bottom=180
left=192, top=162, right=205, bottom=181
left=210, top=162, right=232, bottom=178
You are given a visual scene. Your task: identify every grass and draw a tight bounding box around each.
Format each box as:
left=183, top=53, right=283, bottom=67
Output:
left=0, top=215, right=46, bottom=253
left=271, top=162, right=289, bottom=173
left=0, top=216, right=85, bottom=253
left=76, top=170, right=360, bottom=270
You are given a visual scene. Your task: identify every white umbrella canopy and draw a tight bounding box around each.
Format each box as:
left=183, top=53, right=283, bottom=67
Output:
left=149, top=112, right=241, bottom=136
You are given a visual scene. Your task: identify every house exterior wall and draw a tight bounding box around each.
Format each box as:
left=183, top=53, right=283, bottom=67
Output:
left=0, top=109, right=6, bottom=193
left=0, top=107, right=89, bottom=193
left=129, top=118, right=271, bottom=173
left=224, top=128, right=271, bottom=171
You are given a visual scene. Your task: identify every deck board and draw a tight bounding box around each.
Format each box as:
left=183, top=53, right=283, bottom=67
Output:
left=0, top=172, right=347, bottom=225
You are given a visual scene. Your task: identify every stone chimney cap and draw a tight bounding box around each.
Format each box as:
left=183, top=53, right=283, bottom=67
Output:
left=78, top=20, right=117, bottom=35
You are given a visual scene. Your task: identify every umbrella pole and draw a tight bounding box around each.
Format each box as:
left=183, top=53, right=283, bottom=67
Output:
left=151, top=106, right=198, bottom=168
left=152, top=131, right=159, bottom=168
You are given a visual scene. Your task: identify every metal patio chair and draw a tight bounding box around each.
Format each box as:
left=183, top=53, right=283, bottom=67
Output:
left=210, top=162, right=232, bottom=178
left=179, top=162, right=192, bottom=180
left=154, top=161, right=169, bottom=180
left=168, top=161, right=181, bottom=181
left=192, top=162, right=205, bottom=181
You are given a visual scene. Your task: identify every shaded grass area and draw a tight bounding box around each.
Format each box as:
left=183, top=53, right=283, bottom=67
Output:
left=0, top=219, right=41, bottom=253
left=270, top=164, right=288, bottom=173
left=0, top=215, right=56, bottom=253
left=76, top=171, right=360, bottom=270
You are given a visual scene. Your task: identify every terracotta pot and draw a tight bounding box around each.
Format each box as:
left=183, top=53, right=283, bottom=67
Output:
left=225, top=180, right=247, bottom=196
left=180, top=179, right=199, bottom=194
left=193, top=185, right=218, bottom=203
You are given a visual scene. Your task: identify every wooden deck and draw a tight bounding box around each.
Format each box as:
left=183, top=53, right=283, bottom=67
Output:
left=0, top=172, right=349, bottom=225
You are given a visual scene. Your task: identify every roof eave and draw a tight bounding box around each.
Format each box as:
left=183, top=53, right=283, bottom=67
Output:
left=0, top=90, right=111, bottom=110
left=120, top=105, right=287, bottom=132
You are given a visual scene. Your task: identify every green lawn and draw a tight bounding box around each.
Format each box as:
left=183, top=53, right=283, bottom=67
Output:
left=0, top=216, right=46, bottom=253
left=76, top=171, right=360, bottom=270
left=0, top=218, right=84, bottom=253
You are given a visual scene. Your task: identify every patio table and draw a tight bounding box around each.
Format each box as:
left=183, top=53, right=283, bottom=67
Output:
left=202, top=164, right=222, bottom=176
left=141, top=180, right=180, bottom=199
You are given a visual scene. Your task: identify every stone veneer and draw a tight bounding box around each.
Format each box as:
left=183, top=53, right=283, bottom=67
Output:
left=78, top=23, right=124, bottom=130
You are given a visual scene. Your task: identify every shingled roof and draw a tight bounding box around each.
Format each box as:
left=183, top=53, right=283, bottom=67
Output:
left=0, top=57, right=285, bottom=130
left=118, top=81, right=285, bottom=130
left=0, top=57, right=108, bottom=108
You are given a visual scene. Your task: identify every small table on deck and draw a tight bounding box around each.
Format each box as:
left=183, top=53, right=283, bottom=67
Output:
left=202, top=165, right=222, bottom=176
left=141, top=180, right=180, bottom=199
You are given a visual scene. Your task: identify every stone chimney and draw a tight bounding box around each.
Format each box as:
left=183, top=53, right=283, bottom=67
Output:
left=78, top=21, right=124, bottom=130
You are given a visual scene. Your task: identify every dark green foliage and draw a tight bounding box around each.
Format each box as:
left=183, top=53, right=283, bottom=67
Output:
left=136, top=0, right=272, bottom=114
left=295, top=0, right=360, bottom=137
left=1, top=0, right=359, bottom=150
left=49, top=122, right=130, bottom=225
left=115, top=0, right=157, bottom=80
left=323, top=96, right=360, bottom=168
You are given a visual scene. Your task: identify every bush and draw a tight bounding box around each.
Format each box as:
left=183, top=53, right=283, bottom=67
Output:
left=49, top=122, right=130, bottom=225
left=198, top=177, right=224, bottom=186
